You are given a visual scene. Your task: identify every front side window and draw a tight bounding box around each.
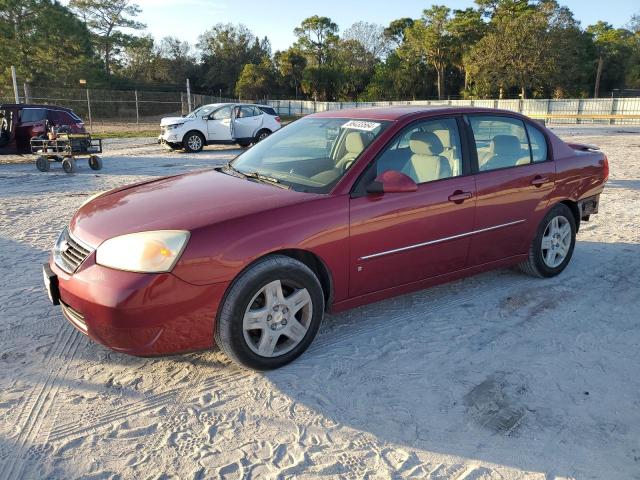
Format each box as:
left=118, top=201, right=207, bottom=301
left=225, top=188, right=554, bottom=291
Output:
left=374, top=117, right=463, bottom=184
left=230, top=117, right=390, bottom=193
left=211, top=106, right=231, bottom=120
left=470, top=116, right=531, bottom=171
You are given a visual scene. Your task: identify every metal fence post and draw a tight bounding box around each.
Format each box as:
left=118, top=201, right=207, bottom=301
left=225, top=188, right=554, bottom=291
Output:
left=86, top=88, right=93, bottom=134
left=289, top=100, right=291, bottom=116
left=11, top=66, right=19, bottom=103
left=135, top=90, right=140, bottom=129
left=23, top=83, right=30, bottom=103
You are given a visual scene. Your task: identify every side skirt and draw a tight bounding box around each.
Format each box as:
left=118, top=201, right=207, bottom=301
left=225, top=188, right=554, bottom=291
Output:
left=329, top=254, right=528, bottom=313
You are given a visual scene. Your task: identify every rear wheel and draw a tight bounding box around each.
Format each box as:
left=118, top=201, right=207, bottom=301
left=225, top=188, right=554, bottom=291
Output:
left=62, top=157, right=77, bottom=174
left=215, top=255, right=324, bottom=370
left=183, top=131, right=205, bottom=152
left=255, top=129, right=271, bottom=143
left=519, top=203, right=576, bottom=278
left=35, top=156, right=50, bottom=172
left=88, top=155, right=102, bottom=170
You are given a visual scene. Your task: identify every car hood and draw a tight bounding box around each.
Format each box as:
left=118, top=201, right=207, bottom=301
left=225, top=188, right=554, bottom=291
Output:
left=160, top=116, right=192, bottom=127
left=70, top=169, right=320, bottom=247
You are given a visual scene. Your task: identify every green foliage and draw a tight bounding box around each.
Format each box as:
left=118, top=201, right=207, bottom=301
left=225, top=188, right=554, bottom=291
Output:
left=235, top=60, right=274, bottom=100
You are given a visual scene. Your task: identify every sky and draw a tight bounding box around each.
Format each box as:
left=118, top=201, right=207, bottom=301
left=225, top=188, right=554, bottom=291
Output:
left=120, top=0, right=639, bottom=52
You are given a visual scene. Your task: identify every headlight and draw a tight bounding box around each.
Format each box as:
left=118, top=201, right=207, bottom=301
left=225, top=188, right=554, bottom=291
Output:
left=96, top=230, right=190, bottom=273
left=166, top=124, right=184, bottom=130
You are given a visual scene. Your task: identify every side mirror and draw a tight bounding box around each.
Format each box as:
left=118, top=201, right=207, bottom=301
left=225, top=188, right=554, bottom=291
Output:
left=366, top=170, right=418, bottom=194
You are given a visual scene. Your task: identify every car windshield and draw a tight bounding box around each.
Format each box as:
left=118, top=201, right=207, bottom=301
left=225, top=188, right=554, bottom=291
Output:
left=187, top=105, right=219, bottom=118
left=230, top=117, right=390, bottom=193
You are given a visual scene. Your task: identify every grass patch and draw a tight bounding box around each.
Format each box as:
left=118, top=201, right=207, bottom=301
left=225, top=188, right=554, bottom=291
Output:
left=92, top=130, right=159, bottom=139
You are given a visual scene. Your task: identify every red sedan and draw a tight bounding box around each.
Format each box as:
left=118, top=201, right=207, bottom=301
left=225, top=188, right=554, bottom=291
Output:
left=44, top=106, right=608, bottom=369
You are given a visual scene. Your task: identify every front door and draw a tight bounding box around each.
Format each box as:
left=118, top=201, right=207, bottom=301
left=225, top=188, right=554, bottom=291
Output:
left=349, top=116, right=476, bottom=297
left=466, top=114, right=556, bottom=266
left=206, top=105, right=233, bottom=141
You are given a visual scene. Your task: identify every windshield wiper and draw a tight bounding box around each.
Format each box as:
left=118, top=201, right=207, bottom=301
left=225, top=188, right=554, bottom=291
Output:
left=220, top=163, right=247, bottom=179
left=243, top=171, right=291, bottom=189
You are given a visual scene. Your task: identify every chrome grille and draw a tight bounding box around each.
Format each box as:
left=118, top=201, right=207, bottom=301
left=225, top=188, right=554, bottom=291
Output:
left=54, top=228, right=93, bottom=274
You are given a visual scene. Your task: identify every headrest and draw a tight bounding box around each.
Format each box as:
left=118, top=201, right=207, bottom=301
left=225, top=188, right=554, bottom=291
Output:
left=431, top=129, right=452, bottom=148
left=345, top=131, right=366, bottom=153
left=490, top=135, right=521, bottom=156
left=409, top=131, right=444, bottom=156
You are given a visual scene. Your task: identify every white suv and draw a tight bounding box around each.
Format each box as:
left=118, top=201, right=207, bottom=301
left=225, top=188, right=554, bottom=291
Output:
left=159, top=103, right=282, bottom=152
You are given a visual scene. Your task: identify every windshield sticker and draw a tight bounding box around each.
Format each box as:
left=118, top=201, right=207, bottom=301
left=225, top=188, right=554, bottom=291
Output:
left=341, top=120, right=381, bottom=132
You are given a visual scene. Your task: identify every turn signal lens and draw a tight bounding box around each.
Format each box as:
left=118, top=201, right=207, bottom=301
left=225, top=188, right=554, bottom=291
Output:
left=96, top=230, right=190, bottom=273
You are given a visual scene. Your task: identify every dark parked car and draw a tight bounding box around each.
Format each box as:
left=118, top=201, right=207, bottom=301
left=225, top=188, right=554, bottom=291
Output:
left=0, top=104, right=86, bottom=154
left=44, top=106, right=608, bottom=370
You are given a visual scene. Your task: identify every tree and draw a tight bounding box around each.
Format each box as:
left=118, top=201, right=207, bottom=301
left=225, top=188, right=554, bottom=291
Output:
left=235, top=60, right=273, bottom=100
left=0, top=0, right=98, bottom=86
left=275, top=48, right=307, bottom=98
left=403, top=6, right=455, bottom=99
left=294, top=16, right=339, bottom=66
left=448, top=8, right=486, bottom=93
left=343, top=22, right=390, bottom=60
left=334, top=39, right=377, bottom=100
left=198, top=23, right=269, bottom=95
left=383, top=18, right=415, bottom=48
left=70, top=0, right=145, bottom=76
left=587, top=22, right=634, bottom=97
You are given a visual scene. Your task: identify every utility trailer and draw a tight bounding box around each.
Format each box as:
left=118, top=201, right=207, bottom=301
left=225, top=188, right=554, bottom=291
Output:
left=31, top=134, right=103, bottom=173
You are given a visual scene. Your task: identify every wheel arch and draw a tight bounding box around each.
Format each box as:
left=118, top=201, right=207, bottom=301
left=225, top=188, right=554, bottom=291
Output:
left=558, top=199, right=580, bottom=232
left=221, top=248, right=334, bottom=312
left=255, top=127, right=272, bottom=138
left=182, top=129, right=206, bottom=143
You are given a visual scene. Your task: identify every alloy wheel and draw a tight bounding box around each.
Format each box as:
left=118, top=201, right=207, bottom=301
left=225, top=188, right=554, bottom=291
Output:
left=187, top=135, right=202, bottom=151
left=541, top=215, right=572, bottom=268
left=242, top=279, right=312, bottom=357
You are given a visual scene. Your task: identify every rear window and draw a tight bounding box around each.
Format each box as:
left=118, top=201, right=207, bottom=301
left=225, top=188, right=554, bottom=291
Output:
left=20, top=108, right=46, bottom=123
left=258, top=106, right=277, bottom=116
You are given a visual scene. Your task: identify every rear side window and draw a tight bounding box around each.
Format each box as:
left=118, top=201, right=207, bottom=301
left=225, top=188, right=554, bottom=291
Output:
left=20, top=108, right=46, bottom=123
left=258, top=106, right=276, bottom=116
left=526, top=124, right=548, bottom=162
left=470, top=116, right=531, bottom=171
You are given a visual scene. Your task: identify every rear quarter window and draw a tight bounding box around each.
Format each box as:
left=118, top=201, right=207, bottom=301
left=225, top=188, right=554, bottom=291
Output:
left=258, top=107, right=277, bottom=116
left=526, top=124, right=548, bottom=162
left=20, top=108, right=46, bottom=123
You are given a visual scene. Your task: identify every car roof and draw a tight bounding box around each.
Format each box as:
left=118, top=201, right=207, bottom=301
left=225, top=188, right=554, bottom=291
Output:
left=310, top=105, right=523, bottom=121
left=0, top=103, right=74, bottom=112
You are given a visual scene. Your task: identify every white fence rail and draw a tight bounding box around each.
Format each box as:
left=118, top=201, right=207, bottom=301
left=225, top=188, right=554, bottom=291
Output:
left=264, top=98, right=640, bottom=125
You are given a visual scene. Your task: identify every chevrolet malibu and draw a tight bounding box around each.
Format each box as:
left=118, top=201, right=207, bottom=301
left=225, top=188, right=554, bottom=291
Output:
left=44, top=106, right=608, bottom=370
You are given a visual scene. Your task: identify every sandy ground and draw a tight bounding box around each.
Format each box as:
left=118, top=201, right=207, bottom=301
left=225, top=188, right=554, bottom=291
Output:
left=0, top=127, right=638, bottom=479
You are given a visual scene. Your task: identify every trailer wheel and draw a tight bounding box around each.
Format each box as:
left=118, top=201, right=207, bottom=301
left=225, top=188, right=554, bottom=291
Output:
left=36, top=156, right=50, bottom=172
left=62, top=157, right=77, bottom=174
left=89, top=155, right=103, bottom=171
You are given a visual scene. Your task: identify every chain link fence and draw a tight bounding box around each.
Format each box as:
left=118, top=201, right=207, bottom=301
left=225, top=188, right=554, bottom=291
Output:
left=3, top=83, right=640, bottom=135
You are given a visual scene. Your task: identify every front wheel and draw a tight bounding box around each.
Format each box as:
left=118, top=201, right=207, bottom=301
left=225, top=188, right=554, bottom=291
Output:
left=62, top=157, right=77, bottom=174
left=88, top=155, right=102, bottom=170
left=519, top=203, right=576, bottom=278
left=215, top=255, right=325, bottom=370
left=35, top=156, right=50, bottom=172
left=183, top=131, right=205, bottom=152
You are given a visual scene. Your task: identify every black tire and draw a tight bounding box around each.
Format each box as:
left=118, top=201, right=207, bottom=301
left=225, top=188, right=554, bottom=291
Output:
left=255, top=129, right=271, bottom=143
left=62, top=157, right=77, bottom=174
left=88, top=155, right=103, bottom=170
left=237, top=140, right=251, bottom=148
left=183, top=131, right=205, bottom=152
left=35, top=156, right=50, bottom=172
left=215, top=255, right=325, bottom=370
left=519, top=203, right=576, bottom=278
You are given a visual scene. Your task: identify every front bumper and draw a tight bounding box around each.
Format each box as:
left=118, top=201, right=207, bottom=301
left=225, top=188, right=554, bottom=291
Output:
left=48, top=252, right=229, bottom=356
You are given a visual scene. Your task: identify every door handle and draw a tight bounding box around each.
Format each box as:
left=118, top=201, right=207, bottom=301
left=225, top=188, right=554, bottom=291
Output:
left=448, top=190, right=473, bottom=203
left=531, top=175, right=549, bottom=187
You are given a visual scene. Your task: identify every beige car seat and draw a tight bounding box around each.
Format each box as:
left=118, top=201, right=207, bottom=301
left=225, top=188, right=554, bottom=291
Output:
left=431, top=128, right=460, bottom=176
left=403, top=131, right=452, bottom=183
left=481, top=135, right=530, bottom=170
left=336, top=131, right=367, bottom=170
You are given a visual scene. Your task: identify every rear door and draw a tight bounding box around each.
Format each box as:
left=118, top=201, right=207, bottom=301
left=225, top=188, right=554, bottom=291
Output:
left=233, top=105, right=262, bottom=139
left=466, top=114, right=556, bottom=266
left=349, top=116, right=476, bottom=297
left=206, top=105, right=233, bottom=141
left=16, top=108, right=47, bottom=150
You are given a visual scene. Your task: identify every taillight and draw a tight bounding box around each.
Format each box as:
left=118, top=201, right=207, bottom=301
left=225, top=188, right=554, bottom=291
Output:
left=275, top=116, right=281, bottom=123
left=602, top=154, right=609, bottom=182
